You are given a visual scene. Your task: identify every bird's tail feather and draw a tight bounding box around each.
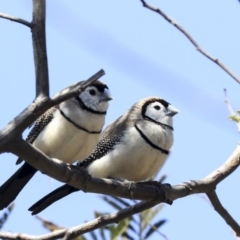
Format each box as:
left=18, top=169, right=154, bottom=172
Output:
left=0, top=163, right=37, bottom=210
left=28, top=184, right=79, bottom=215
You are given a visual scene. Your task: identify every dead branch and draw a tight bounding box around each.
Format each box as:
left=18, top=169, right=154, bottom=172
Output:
left=207, top=190, right=240, bottom=236
left=140, top=0, right=240, bottom=85
left=0, top=12, right=32, bottom=28
left=32, top=0, right=49, bottom=98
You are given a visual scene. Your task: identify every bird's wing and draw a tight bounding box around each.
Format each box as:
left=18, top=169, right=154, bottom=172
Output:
left=16, top=107, right=57, bottom=164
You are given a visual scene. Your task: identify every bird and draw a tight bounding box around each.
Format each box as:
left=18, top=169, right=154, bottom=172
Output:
left=0, top=80, right=112, bottom=210
left=28, top=96, right=179, bottom=215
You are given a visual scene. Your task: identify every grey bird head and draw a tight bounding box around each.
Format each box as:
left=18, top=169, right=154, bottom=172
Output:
left=127, top=97, right=179, bottom=128
left=79, top=80, right=113, bottom=113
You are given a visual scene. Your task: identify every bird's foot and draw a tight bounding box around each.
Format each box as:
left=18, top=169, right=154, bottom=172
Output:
left=108, top=177, right=136, bottom=198
left=136, top=181, right=172, bottom=204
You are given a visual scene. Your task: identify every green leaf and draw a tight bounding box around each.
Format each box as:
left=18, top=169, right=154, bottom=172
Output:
left=158, top=174, right=167, bottom=183
left=110, top=218, right=131, bottom=240
left=144, top=219, right=167, bottom=239
left=125, top=222, right=138, bottom=234
left=99, top=225, right=107, bottom=240
left=141, top=204, right=164, bottom=231
left=101, top=196, right=125, bottom=211
left=74, top=235, right=88, bottom=240
left=89, top=230, right=98, bottom=240
left=101, top=196, right=138, bottom=224
left=105, top=196, right=131, bottom=208
left=229, top=115, right=240, bottom=123
left=122, top=231, right=135, bottom=240
left=94, top=211, right=108, bottom=218
left=0, top=203, right=15, bottom=230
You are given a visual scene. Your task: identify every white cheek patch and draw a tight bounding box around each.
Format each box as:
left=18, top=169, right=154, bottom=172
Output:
left=145, top=103, right=165, bottom=122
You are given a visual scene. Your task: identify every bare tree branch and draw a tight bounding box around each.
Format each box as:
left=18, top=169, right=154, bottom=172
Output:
left=224, top=89, right=240, bottom=132
left=140, top=0, right=240, bottom=85
left=10, top=139, right=167, bottom=202
left=62, top=201, right=164, bottom=240
left=51, top=70, right=106, bottom=106
left=0, top=229, right=67, bottom=240
left=32, top=0, right=49, bottom=98
left=0, top=143, right=238, bottom=239
left=0, top=12, right=32, bottom=28
left=207, top=190, right=240, bottom=236
left=0, top=143, right=239, bottom=239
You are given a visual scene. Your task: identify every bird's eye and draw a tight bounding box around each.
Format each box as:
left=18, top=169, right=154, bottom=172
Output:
left=89, top=89, right=96, bottom=96
left=154, top=105, right=161, bottom=110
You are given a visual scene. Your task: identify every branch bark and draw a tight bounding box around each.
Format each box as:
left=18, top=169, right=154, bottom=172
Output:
left=140, top=0, right=240, bottom=85
left=32, top=0, right=49, bottom=98
left=1, top=141, right=238, bottom=239
left=0, top=12, right=32, bottom=28
left=207, top=190, right=240, bottom=236
left=1, top=141, right=240, bottom=240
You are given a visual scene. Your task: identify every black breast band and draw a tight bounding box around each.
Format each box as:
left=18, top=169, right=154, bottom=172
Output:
left=59, top=108, right=101, bottom=134
left=134, top=124, right=169, bottom=155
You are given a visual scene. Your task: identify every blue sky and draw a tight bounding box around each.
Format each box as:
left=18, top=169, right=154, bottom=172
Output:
left=0, top=0, right=240, bottom=239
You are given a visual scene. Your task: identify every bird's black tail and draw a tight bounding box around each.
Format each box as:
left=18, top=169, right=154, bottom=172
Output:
left=0, top=163, right=37, bottom=210
left=28, top=184, right=79, bottom=215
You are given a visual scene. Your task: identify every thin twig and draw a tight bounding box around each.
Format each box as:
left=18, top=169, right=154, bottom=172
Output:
left=62, top=201, right=163, bottom=240
left=32, top=0, right=49, bottom=98
left=0, top=12, right=32, bottom=28
left=224, top=89, right=240, bottom=132
left=140, top=0, right=240, bottom=85
left=207, top=190, right=240, bottom=237
left=0, top=229, right=67, bottom=240
left=51, top=69, right=105, bottom=105
left=224, top=89, right=236, bottom=115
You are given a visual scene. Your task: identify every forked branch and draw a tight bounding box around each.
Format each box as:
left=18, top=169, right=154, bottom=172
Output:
left=0, top=12, right=32, bottom=28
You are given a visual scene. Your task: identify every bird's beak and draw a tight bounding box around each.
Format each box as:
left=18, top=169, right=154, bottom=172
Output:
left=99, top=89, right=113, bottom=102
left=165, top=105, right=179, bottom=117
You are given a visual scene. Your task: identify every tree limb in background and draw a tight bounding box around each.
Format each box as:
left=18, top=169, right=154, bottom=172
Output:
left=0, top=12, right=32, bottom=28
left=207, top=190, right=240, bottom=236
left=140, top=0, right=240, bottom=85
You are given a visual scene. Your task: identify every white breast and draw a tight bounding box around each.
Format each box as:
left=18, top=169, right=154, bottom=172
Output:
left=87, top=121, right=174, bottom=181
left=33, top=110, right=102, bottom=163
